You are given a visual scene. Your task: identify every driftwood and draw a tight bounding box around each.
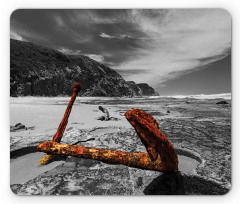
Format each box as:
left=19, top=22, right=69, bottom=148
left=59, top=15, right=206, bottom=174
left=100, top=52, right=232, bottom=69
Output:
left=98, top=106, right=110, bottom=121
left=38, top=82, right=178, bottom=172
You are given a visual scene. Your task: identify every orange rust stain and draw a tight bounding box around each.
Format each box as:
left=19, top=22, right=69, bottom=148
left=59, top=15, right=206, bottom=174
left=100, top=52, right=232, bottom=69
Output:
left=52, top=82, right=82, bottom=143
left=38, top=85, right=178, bottom=172
left=39, top=83, right=82, bottom=165
left=125, top=108, right=178, bottom=172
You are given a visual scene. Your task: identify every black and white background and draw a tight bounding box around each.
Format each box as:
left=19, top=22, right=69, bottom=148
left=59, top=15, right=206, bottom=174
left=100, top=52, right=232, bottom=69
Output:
left=1, top=0, right=239, bottom=203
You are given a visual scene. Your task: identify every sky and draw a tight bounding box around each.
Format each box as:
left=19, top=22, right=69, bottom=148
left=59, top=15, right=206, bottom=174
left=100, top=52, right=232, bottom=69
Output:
left=10, top=9, right=232, bottom=95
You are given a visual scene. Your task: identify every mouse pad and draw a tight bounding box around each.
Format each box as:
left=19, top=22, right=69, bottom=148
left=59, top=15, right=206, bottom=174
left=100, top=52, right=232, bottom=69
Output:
left=10, top=9, right=231, bottom=195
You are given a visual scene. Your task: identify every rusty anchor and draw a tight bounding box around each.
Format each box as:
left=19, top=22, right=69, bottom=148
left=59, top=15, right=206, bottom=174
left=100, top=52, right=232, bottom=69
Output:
left=38, top=83, right=178, bottom=172
left=39, top=82, right=82, bottom=164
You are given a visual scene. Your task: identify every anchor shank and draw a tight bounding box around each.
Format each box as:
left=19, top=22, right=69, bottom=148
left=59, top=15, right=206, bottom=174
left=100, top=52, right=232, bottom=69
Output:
left=52, top=91, right=76, bottom=143
left=52, top=83, right=82, bottom=143
left=39, top=83, right=82, bottom=165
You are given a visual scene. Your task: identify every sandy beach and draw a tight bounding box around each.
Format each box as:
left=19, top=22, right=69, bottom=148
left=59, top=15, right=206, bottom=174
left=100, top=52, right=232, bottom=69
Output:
left=10, top=95, right=231, bottom=195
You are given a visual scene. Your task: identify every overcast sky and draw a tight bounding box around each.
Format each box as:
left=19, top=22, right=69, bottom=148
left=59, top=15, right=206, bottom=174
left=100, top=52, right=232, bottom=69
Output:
left=10, top=9, right=231, bottom=95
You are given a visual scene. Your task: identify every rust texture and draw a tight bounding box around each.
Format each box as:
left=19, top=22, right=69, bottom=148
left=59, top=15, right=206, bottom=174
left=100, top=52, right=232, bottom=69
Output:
left=38, top=83, right=178, bottom=172
left=38, top=108, right=178, bottom=172
left=52, top=82, right=82, bottom=143
left=125, top=108, right=178, bottom=172
left=38, top=141, right=166, bottom=172
left=39, top=82, right=81, bottom=165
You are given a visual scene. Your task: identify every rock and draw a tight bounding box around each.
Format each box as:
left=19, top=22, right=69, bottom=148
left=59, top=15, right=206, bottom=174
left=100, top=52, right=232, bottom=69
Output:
left=136, top=83, right=159, bottom=96
left=10, top=97, right=231, bottom=195
left=216, top=101, right=229, bottom=105
left=136, top=177, right=143, bottom=187
left=10, top=39, right=157, bottom=97
left=10, top=123, right=35, bottom=132
left=126, top=81, right=158, bottom=96
left=167, top=110, right=170, bottom=114
left=10, top=161, right=134, bottom=195
left=10, top=121, right=231, bottom=195
left=10, top=39, right=134, bottom=97
left=143, top=172, right=229, bottom=195
left=10, top=123, right=26, bottom=132
left=126, top=81, right=142, bottom=96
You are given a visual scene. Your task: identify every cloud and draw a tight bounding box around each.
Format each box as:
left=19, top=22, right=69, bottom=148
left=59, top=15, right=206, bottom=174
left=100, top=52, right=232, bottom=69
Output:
left=10, top=31, right=26, bottom=41
left=99, top=33, right=114, bottom=39
left=114, top=9, right=231, bottom=90
left=99, top=32, right=133, bottom=39
left=85, top=54, right=104, bottom=63
left=10, top=10, right=144, bottom=67
left=10, top=9, right=231, bottom=93
left=58, top=47, right=81, bottom=55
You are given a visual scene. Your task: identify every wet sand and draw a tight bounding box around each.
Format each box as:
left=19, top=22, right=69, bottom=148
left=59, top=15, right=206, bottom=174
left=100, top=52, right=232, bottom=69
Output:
left=10, top=152, right=65, bottom=185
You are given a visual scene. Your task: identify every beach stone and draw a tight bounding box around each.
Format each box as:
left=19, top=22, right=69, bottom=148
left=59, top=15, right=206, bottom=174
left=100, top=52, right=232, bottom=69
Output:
left=216, top=101, right=229, bottom=104
left=10, top=123, right=35, bottom=132
left=10, top=123, right=26, bottom=132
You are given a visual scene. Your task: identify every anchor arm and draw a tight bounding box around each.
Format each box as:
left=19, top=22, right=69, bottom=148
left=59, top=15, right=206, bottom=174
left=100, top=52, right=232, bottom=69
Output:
left=125, top=108, right=178, bottom=172
left=38, top=141, right=167, bottom=172
left=38, top=104, right=178, bottom=172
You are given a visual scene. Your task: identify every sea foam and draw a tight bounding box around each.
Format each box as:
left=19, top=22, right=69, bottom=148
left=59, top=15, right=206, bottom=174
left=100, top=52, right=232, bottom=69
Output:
left=149, top=93, right=231, bottom=100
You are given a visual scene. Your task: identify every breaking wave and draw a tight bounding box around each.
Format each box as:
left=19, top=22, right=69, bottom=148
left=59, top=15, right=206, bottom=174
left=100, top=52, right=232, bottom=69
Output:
left=149, top=93, right=231, bottom=100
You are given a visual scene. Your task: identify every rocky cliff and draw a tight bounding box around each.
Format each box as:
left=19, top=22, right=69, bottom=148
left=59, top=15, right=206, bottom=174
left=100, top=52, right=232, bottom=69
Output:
left=126, top=81, right=142, bottom=96
left=136, top=83, right=158, bottom=96
left=10, top=39, right=157, bottom=97
left=126, top=81, right=158, bottom=97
